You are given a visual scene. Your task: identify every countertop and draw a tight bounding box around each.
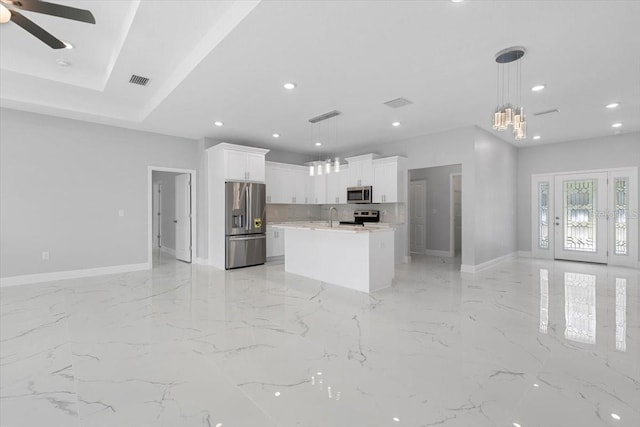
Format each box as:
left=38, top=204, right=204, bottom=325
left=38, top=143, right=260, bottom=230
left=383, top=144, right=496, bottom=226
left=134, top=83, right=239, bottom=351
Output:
left=271, top=222, right=395, bottom=233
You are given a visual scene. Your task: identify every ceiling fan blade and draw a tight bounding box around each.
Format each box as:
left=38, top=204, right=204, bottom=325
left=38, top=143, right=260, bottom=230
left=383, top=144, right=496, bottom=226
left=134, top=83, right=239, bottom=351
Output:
left=9, top=9, right=66, bottom=48
left=7, top=0, right=95, bottom=24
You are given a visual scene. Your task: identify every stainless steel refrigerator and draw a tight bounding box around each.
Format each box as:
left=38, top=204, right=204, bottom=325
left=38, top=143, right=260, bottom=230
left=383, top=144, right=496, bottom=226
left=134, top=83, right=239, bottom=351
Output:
left=225, top=181, right=266, bottom=269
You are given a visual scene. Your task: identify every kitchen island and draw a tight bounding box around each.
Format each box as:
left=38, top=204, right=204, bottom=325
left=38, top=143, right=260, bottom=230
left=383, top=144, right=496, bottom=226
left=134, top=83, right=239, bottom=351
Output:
left=272, top=223, right=394, bottom=293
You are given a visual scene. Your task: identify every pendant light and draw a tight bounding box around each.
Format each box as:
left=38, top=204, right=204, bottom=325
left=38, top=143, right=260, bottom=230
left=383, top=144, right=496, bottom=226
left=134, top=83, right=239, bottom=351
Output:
left=491, top=46, right=527, bottom=140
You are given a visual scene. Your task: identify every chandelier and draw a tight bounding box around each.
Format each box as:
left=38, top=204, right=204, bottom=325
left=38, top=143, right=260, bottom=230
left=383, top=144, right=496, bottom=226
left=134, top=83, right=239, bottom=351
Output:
left=491, top=46, right=527, bottom=140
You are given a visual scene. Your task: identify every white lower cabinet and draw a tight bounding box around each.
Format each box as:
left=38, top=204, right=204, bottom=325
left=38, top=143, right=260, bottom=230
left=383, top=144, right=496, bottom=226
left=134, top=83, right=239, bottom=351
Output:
left=266, top=226, right=285, bottom=258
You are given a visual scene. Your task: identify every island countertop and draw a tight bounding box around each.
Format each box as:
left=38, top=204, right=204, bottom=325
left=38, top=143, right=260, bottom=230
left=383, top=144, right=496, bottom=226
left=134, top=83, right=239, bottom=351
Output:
left=272, top=222, right=394, bottom=233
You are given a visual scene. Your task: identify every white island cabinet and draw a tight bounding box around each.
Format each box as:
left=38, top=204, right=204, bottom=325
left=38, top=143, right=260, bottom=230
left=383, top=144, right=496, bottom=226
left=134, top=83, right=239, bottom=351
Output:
left=274, top=224, right=394, bottom=293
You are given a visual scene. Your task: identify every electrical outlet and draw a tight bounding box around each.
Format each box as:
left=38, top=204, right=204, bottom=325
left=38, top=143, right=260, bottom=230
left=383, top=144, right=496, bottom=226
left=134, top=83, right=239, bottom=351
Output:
left=42, top=251, right=50, bottom=260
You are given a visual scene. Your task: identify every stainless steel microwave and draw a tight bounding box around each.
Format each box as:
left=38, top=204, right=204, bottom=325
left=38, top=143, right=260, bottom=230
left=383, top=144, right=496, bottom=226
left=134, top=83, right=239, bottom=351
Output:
left=347, top=186, right=372, bottom=204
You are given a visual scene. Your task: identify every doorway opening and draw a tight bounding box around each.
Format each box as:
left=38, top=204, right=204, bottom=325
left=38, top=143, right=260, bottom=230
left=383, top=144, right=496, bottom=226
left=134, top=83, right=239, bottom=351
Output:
left=148, top=167, right=196, bottom=266
left=409, top=164, right=462, bottom=263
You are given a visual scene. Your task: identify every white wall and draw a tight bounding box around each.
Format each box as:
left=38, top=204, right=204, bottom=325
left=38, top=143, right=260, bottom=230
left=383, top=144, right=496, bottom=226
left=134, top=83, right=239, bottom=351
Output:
left=410, top=164, right=462, bottom=253
left=152, top=171, right=178, bottom=251
left=473, top=128, right=518, bottom=264
left=0, top=108, right=197, bottom=278
left=517, top=132, right=640, bottom=261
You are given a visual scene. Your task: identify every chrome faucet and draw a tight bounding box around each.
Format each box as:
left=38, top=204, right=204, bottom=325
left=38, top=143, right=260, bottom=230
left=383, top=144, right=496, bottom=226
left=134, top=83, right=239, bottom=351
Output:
left=329, top=206, right=337, bottom=228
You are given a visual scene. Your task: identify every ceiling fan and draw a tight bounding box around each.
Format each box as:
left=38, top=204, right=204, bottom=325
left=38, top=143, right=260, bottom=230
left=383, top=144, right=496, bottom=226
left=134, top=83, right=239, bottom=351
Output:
left=0, top=0, right=95, bottom=49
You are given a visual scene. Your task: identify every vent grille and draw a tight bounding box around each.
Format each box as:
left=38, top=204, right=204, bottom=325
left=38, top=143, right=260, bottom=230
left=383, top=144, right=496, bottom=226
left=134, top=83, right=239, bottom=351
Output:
left=384, top=97, right=413, bottom=108
left=129, top=74, right=150, bottom=86
left=533, top=108, right=560, bottom=117
left=308, top=110, right=341, bottom=123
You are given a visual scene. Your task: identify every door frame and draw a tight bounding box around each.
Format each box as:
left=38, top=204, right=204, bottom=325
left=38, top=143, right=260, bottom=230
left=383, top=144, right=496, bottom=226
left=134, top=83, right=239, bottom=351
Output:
left=409, top=179, right=427, bottom=254
left=148, top=166, right=197, bottom=265
left=531, top=167, right=638, bottom=268
left=449, top=173, right=462, bottom=257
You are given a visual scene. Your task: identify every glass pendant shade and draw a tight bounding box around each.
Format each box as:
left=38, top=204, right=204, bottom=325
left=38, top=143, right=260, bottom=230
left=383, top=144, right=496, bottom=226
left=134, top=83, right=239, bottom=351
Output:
left=325, top=160, right=331, bottom=174
left=491, top=47, right=527, bottom=140
left=317, top=164, right=322, bottom=175
left=309, top=165, right=314, bottom=176
left=334, top=157, right=340, bottom=173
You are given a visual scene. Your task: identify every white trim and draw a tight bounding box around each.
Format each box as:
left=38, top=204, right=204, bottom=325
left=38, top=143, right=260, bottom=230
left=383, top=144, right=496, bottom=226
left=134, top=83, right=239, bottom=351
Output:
left=460, top=252, right=518, bottom=273
left=449, top=172, right=462, bottom=258
left=0, top=262, right=150, bottom=288
left=160, top=246, right=176, bottom=256
left=425, top=249, right=451, bottom=257
left=148, top=166, right=197, bottom=266
left=518, top=251, right=532, bottom=258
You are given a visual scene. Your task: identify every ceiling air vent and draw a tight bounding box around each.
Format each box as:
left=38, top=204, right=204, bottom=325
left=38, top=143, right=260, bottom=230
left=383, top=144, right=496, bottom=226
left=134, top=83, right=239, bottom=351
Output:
left=129, top=74, right=150, bottom=86
left=384, top=97, right=413, bottom=108
left=533, top=108, right=560, bottom=117
left=308, top=110, right=341, bottom=123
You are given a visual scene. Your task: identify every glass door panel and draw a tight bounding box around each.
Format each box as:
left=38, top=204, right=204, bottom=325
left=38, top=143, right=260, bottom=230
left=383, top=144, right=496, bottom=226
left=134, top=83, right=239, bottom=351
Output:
left=554, top=173, right=608, bottom=263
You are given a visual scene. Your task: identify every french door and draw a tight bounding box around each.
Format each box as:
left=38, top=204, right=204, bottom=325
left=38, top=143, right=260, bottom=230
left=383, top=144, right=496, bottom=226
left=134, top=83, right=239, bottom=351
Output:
left=554, top=173, right=608, bottom=263
left=532, top=168, right=637, bottom=267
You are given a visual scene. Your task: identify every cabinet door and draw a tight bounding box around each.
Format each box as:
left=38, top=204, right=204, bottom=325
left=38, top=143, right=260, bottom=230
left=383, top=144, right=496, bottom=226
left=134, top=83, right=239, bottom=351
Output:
left=310, top=174, right=327, bottom=204
left=373, top=161, right=398, bottom=202
left=292, top=169, right=307, bottom=203
left=274, top=229, right=285, bottom=256
left=347, top=161, right=362, bottom=187
left=266, top=228, right=276, bottom=257
left=338, top=167, right=349, bottom=203
left=224, top=150, right=248, bottom=181
left=265, top=165, right=276, bottom=203
left=246, top=153, right=265, bottom=182
left=273, top=168, right=290, bottom=203
left=360, top=161, right=374, bottom=187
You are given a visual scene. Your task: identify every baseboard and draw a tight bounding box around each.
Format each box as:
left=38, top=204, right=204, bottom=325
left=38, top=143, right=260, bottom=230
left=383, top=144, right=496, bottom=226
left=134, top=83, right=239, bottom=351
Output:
left=518, top=251, right=532, bottom=258
left=195, top=257, right=209, bottom=265
left=160, top=246, right=176, bottom=256
left=425, top=249, right=452, bottom=257
left=460, top=252, right=518, bottom=274
left=0, top=262, right=150, bottom=288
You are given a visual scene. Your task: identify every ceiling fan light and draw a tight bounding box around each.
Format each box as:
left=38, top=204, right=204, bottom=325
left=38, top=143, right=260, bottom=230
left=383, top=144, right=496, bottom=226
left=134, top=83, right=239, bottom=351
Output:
left=0, top=5, right=11, bottom=24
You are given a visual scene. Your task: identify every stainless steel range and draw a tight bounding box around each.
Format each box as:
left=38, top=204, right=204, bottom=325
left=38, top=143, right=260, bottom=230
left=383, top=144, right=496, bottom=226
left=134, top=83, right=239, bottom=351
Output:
left=339, top=209, right=380, bottom=226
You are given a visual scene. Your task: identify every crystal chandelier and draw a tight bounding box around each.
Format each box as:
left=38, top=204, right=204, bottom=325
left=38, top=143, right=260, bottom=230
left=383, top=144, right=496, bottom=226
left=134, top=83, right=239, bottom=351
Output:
left=492, top=46, right=527, bottom=140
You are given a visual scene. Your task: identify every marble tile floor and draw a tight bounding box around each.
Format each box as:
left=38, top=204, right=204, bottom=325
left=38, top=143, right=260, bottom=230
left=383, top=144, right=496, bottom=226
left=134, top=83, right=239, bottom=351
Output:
left=1, top=253, right=638, bottom=427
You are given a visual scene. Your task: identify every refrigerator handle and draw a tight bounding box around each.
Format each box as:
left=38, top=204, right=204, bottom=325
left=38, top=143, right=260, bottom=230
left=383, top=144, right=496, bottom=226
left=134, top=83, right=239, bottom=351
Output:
left=245, top=186, right=250, bottom=231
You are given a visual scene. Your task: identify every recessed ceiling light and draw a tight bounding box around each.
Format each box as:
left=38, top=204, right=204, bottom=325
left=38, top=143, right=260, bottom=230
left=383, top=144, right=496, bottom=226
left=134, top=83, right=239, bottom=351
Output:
left=274, top=391, right=281, bottom=397
left=611, top=413, right=621, bottom=421
left=611, top=122, right=623, bottom=128
left=451, top=0, right=464, bottom=2
left=513, top=423, right=522, bottom=427
left=532, top=135, right=541, bottom=140
left=62, top=41, right=74, bottom=49
left=531, top=84, right=546, bottom=92
left=392, top=121, right=401, bottom=127
left=392, top=417, right=400, bottom=422
left=56, top=59, right=71, bottom=67
left=283, top=82, right=296, bottom=90
left=214, top=121, right=224, bottom=127
left=605, top=102, right=620, bottom=109
left=533, top=383, right=540, bottom=387
left=315, top=142, right=322, bottom=147
left=272, top=133, right=280, bottom=138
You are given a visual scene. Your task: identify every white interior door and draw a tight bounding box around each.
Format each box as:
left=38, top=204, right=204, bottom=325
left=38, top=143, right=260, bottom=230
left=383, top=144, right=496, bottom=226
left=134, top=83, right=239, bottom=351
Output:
left=175, top=174, right=192, bottom=262
left=554, top=172, right=608, bottom=263
left=410, top=180, right=426, bottom=254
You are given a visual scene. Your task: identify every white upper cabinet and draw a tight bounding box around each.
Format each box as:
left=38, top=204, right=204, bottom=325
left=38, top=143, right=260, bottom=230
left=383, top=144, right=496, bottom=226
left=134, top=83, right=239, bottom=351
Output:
left=219, top=144, right=268, bottom=182
left=372, top=156, right=407, bottom=203
left=346, top=154, right=376, bottom=187
left=308, top=173, right=327, bottom=205
left=266, top=162, right=308, bottom=204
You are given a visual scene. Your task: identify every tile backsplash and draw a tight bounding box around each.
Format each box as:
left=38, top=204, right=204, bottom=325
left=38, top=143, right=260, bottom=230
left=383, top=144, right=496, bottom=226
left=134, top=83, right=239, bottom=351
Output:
left=266, top=203, right=405, bottom=224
